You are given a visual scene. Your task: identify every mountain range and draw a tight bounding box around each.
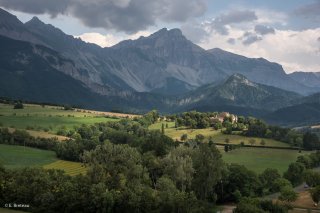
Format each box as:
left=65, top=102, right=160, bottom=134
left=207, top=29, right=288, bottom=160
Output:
left=0, top=8, right=319, bottom=126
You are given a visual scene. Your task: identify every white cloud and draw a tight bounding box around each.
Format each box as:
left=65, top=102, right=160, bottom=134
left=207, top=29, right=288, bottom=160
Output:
left=75, top=30, right=152, bottom=47
left=197, top=27, right=320, bottom=73
left=126, top=30, right=152, bottom=40
left=75, top=33, right=120, bottom=47
left=255, top=9, right=288, bottom=26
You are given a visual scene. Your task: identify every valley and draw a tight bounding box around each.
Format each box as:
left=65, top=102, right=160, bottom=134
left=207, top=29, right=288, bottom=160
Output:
left=0, top=5, right=319, bottom=213
left=0, top=102, right=320, bottom=212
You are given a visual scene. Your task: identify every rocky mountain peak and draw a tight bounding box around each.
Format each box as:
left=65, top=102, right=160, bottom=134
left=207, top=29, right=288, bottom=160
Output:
left=25, top=16, right=65, bottom=37
left=113, top=27, right=191, bottom=50
left=0, top=7, right=23, bottom=28
left=0, top=7, right=16, bottom=19
left=26, top=16, right=44, bottom=26
left=150, top=28, right=183, bottom=38
left=225, top=74, right=253, bottom=85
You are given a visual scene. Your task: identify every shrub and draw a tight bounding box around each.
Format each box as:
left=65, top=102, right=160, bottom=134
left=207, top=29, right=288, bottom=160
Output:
left=13, top=102, right=24, bottom=109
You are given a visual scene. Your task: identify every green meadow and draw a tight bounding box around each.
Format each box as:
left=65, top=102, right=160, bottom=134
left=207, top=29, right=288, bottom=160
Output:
left=221, top=147, right=310, bottom=174
left=0, top=103, right=118, bottom=133
left=149, top=121, right=289, bottom=147
left=0, top=144, right=57, bottom=168
left=0, top=144, right=86, bottom=176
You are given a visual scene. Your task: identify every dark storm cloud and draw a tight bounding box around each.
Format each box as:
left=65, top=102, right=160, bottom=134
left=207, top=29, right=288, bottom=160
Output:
left=294, top=0, right=320, bottom=21
left=227, top=38, right=236, bottom=45
left=209, top=10, right=258, bottom=35
left=254, top=25, right=275, bottom=35
left=160, top=0, right=206, bottom=22
left=0, top=0, right=207, bottom=33
left=242, top=32, right=262, bottom=46
left=0, top=0, right=68, bottom=17
left=180, top=23, right=208, bottom=43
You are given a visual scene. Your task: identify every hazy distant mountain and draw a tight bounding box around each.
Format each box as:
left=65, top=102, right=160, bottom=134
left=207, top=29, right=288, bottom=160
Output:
left=207, top=48, right=317, bottom=95
left=289, top=71, right=320, bottom=88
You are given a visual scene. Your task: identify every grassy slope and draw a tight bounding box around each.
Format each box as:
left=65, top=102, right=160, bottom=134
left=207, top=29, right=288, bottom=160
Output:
left=0, top=144, right=86, bottom=176
left=220, top=147, right=310, bottom=174
left=151, top=122, right=300, bottom=174
left=149, top=121, right=289, bottom=147
left=0, top=144, right=57, bottom=168
left=0, top=104, right=118, bottom=132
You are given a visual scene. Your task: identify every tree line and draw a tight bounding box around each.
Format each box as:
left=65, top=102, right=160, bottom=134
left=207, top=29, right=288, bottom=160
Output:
left=246, top=118, right=320, bottom=150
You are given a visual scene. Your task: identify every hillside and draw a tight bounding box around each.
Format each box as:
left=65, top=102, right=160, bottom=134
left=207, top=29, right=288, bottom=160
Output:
left=175, top=74, right=301, bottom=116
left=264, top=93, right=320, bottom=126
left=0, top=35, right=108, bottom=108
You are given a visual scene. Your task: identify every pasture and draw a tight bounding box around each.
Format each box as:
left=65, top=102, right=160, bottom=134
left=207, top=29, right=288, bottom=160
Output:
left=221, top=147, right=310, bottom=174
left=0, top=103, right=118, bottom=133
left=0, top=144, right=86, bottom=176
left=150, top=121, right=290, bottom=147
left=0, top=144, right=57, bottom=168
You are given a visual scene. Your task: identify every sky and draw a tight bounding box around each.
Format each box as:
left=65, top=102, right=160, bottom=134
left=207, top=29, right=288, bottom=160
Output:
left=0, top=0, right=319, bottom=73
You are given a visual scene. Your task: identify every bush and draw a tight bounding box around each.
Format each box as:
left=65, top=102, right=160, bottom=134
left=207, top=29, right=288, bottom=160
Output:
left=13, top=102, right=24, bottom=109
left=63, top=105, right=73, bottom=110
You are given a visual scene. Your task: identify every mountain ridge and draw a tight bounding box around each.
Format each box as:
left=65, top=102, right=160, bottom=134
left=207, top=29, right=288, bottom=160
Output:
left=175, top=73, right=301, bottom=113
left=0, top=8, right=319, bottom=126
left=1, top=8, right=318, bottom=96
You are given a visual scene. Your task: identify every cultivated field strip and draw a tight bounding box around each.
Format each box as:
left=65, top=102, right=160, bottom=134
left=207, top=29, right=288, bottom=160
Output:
left=43, top=160, right=87, bottom=176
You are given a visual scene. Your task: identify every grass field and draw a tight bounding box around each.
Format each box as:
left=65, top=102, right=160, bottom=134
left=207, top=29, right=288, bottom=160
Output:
left=211, top=133, right=290, bottom=147
left=221, top=147, right=310, bottom=174
left=7, top=128, right=70, bottom=141
left=0, top=144, right=57, bottom=168
left=150, top=121, right=289, bottom=147
left=0, top=103, right=118, bottom=133
left=0, top=144, right=86, bottom=176
left=43, top=160, right=87, bottom=176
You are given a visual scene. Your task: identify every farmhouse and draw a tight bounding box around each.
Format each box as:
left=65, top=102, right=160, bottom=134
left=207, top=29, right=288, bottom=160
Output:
left=210, top=112, right=238, bottom=124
